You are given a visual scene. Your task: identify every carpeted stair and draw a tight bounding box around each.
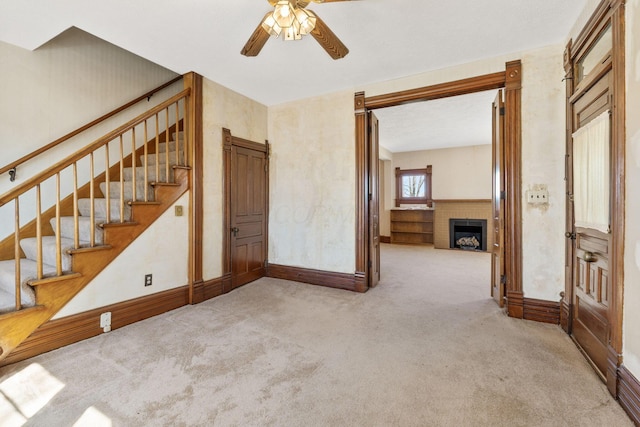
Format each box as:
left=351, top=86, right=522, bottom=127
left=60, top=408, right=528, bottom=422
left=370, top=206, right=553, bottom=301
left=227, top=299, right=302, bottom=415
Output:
left=0, top=136, right=182, bottom=314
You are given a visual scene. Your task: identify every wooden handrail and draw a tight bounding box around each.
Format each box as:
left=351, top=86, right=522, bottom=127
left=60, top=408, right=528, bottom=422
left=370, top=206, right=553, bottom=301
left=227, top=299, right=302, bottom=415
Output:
left=0, top=75, right=183, bottom=177
left=0, top=88, right=190, bottom=206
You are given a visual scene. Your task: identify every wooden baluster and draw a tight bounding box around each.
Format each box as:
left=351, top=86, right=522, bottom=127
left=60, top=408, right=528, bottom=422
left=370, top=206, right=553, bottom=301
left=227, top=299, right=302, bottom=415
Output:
left=155, top=114, right=160, bottom=186
left=119, top=135, right=125, bottom=223
left=36, top=184, right=43, bottom=280
left=175, top=101, right=180, bottom=170
left=105, top=144, right=111, bottom=223
left=144, top=119, right=149, bottom=201
left=184, top=96, right=190, bottom=168
left=131, top=127, right=137, bottom=203
left=55, top=173, right=62, bottom=275
left=89, top=153, right=95, bottom=247
left=14, top=198, right=21, bottom=310
left=165, top=108, right=170, bottom=183
left=73, top=163, right=79, bottom=248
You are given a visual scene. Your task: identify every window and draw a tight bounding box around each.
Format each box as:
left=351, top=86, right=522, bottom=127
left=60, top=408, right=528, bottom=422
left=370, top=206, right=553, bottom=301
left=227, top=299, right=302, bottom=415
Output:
left=395, top=166, right=432, bottom=207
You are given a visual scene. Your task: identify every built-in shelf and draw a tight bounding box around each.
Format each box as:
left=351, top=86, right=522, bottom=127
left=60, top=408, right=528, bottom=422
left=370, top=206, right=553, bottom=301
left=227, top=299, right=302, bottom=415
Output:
left=390, top=209, right=434, bottom=245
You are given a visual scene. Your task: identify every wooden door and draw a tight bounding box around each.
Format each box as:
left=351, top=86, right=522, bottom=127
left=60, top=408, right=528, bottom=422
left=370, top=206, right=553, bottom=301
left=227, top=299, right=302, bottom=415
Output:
left=569, top=71, right=612, bottom=379
left=491, top=90, right=505, bottom=307
left=231, top=144, right=268, bottom=289
left=368, top=111, right=380, bottom=287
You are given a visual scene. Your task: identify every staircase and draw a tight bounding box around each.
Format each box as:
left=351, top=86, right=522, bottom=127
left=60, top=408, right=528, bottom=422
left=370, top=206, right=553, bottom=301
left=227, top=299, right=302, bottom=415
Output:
left=0, top=87, right=193, bottom=362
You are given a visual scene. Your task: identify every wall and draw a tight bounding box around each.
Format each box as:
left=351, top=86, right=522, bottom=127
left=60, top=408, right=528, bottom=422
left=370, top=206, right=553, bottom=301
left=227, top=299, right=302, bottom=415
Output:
left=391, top=145, right=492, bottom=200
left=623, top=0, right=640, bottom=379
left=268, top=91, right=355, bottom=273
left=0, top=27, right=181, bottom=239
left=201, top=78, right=268, bottom=281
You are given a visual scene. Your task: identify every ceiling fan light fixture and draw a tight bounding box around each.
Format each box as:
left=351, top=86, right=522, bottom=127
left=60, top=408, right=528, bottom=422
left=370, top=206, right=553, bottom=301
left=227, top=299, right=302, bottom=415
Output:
left=261, top=14, right=282, bottom=36
left=294, top=7, right=316, bottom=35
left=273, top=1, right=296, bottom=28
left=284, top=20, right=302, bottom=40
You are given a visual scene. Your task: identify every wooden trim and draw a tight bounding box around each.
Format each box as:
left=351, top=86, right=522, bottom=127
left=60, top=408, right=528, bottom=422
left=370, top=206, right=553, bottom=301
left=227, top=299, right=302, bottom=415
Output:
left=523, top=297, right=560, bottom=324
left=572, top=0, right=614, bottom=58
left=223, top=129, right=232, bottom=284
left=1, top=285, right=190, bottom=367
left=184, top=72, right=204, bottom=304
left=394, top=165, right=432, bottom=207
left=618, top=365, right=640, bottom=425
left=0, top=76, right=183, bottom=177
left=354, top=92, right=368, bottom=288
left=267, top=264, right=361, bottom=292
left=380, top=236, right=391, bottom=244
left=503, top=60, right=524, bottom=319
left=192, top=276, right=226, bottom=304
left=608, top=0, right=626, bottom=397
left=364, top=71, right=506, bottom=110
left=433, top=199, right=492, bottom=203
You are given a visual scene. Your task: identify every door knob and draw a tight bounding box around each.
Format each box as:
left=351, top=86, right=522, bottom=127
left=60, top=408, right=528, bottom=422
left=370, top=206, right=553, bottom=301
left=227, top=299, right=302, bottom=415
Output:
left=231, top=227, right=239, bottom=237
left=582, top=251, right=597, bottom=262
left=565, top=231, right=575, bottom=239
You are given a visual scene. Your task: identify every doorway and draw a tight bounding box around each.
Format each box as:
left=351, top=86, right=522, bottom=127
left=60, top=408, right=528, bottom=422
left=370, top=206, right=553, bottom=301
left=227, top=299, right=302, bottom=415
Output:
left=355, top=62, right=523, bottom=316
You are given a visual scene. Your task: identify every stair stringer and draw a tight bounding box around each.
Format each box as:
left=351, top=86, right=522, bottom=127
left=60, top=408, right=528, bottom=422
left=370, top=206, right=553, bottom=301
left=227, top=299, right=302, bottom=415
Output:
left=0, top=167, right=190, bottom=362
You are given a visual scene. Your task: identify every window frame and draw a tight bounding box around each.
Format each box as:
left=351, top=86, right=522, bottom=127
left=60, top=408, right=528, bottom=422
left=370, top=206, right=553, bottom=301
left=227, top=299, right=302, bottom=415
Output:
left=395, top=165, right=432, bottom=207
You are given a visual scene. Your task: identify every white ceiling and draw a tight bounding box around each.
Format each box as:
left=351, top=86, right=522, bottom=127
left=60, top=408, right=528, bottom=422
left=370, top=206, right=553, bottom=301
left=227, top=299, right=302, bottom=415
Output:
left=0, top=0, right=587, bottom=107
left=375, top=90, right=498, bottom=153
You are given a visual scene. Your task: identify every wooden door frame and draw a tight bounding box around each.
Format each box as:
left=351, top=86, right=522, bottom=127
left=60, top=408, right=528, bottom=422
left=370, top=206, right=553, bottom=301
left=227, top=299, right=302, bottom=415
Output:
left=222, top=128, right=270, bottom=293
left=561, top=0, right=625, bottom=397
left=354, top=61, right=525, bottom=317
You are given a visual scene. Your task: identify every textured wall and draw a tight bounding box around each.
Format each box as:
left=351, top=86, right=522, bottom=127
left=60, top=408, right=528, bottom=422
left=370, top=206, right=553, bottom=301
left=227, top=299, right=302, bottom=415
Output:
left=201, top=78, right=268, bottom=281
left=268, top=91, right=355, bottom=273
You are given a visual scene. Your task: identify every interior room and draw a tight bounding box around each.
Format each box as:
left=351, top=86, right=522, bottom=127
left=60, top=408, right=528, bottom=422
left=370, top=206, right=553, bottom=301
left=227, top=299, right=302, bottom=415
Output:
left=1, top=0, right=639, bottom=424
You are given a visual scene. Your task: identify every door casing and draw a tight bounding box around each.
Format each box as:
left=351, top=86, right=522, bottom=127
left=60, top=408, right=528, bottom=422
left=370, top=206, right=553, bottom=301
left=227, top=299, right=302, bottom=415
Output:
left=354, top=61, right=524, bottom=318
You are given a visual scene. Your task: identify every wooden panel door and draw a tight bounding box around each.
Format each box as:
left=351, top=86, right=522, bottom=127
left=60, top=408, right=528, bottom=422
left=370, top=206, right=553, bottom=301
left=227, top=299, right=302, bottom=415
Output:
left=231, top=144, right=268, bottom=289
left=368, top=111, right=380, bottom=288
left=569, top=71, right=612, bottom=378
left=491, top=90, right=505, bottom=307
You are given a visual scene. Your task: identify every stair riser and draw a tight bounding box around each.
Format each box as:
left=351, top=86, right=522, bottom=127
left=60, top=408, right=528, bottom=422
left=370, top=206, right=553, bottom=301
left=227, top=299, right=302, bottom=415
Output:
left=51, top=218, right=104, bottom=245
left=20, top=237, right=73, bottom=272
left=99, top=182, right=155, bottom=202
left=78, top=199, right=131, bottom=221
left=123, top=166, right=173, bottom=183
left=143, top=152, right=184, bottom=167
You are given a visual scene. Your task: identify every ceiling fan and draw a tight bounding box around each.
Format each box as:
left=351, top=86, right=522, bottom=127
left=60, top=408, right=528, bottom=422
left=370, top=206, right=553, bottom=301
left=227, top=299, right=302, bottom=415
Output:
left=241, top=0, right=352, bottom=60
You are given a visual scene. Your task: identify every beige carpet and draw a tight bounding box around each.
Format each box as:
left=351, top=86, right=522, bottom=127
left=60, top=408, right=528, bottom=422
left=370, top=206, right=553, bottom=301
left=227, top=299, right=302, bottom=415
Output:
left=0, top=244, right=632, bottom=426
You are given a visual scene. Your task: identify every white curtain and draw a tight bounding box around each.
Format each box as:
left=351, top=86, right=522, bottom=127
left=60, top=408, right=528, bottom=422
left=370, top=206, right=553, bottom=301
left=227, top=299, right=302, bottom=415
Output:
left=572, top=110, right=610, bottom=233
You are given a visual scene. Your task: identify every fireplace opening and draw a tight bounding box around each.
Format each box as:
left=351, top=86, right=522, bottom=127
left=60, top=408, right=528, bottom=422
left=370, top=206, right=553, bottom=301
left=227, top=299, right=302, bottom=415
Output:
left=449, top=218, right=487, bottom=251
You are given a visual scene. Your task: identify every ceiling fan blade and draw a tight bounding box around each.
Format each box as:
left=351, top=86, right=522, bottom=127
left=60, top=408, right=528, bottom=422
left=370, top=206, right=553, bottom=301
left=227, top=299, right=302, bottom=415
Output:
left=310, top=14, right=349, bottom=59
left=241, top=14, right=272, bottom=57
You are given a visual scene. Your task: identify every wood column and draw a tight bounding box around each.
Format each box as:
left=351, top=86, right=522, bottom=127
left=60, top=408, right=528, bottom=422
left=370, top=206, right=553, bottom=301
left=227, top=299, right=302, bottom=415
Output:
left=503, top=60, right=524, bottom=319
left=222, top=128, right=233, bottom=293
left=354, top=92, right=368, bottom=291
left=184, top=72, right=204, bottom=304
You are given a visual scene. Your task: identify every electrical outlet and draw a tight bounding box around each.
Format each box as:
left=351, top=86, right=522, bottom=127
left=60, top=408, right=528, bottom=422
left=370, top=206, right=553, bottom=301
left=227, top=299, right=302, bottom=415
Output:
left=100, top=312, right=112, bottom=333
left=527, top=189, right=549, bottom=205
left=145, top=274, right=152, bottom=287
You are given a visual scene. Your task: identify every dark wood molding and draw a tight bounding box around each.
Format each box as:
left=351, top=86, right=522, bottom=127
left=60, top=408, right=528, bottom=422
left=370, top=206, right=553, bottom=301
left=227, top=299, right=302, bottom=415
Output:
left=394, top=165, right=432, bottom=207
left=267, top=264, right=363, bottom=293
left=504, top=60, right=523, bottom=319
left=608, top=0, right=626, bottom=397
left=380, top=236, right=391, bottom=244
left=184, top=72, right=204, bottom=305
left=364, top=71, right=506, bottom=110
left=354, top=92, right=369, bottom=288
left=560, top=299, right=571, bottom=332
left=1, top=285, right=190, bottom=367
left=192, top=276, right=227, bottom=304
left=522, top=298, right=560, bottom=324
left=618, top=364, right=640, bottom=424
left=432, top=199, right=492, bottom=203
left=223, top=128, right=232, bottom=281
left=506, top=290, right=524, bottom=319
